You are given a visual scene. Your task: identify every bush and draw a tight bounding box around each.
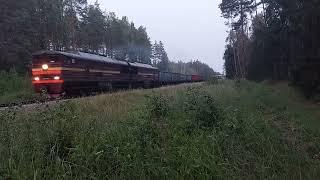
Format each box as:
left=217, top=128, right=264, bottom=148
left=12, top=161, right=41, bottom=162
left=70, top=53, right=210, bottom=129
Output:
left=0, top=70, right=38, bottom=105
left=145, top=93, right=170, bottom=119
left=206, top=76, right=219, bottom=85
left=183, top=87, right=222, bottom=129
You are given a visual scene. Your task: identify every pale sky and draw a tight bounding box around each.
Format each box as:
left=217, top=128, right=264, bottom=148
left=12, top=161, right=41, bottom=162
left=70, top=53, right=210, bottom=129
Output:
left=89, top=0, right=227, bottom=73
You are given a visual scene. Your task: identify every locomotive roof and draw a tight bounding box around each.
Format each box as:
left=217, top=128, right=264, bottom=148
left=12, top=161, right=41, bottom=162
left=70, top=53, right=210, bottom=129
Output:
left=33, top=50, right=159, bottom=70
left=129, top=62, right=158, bottom=70
left=33, top=50, right=128, bottom=66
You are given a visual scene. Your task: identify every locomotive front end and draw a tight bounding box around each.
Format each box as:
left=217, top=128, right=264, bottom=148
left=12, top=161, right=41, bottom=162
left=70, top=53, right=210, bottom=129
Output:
left=32, top=52, right=64, bottom=97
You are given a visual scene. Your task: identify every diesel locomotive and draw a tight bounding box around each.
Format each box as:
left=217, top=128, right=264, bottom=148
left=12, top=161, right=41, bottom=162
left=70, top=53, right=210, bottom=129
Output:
left=31, top=50, right=202, bottom=97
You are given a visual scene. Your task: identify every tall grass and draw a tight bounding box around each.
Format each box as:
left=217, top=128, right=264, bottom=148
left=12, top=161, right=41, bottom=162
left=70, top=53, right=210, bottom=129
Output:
left=0, top=70, right=38, bottom=105
left=0, top=81, right=319, bottom=179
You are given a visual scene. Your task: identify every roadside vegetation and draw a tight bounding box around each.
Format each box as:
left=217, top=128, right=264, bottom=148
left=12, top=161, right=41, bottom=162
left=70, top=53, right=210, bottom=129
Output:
left=0, top=71, right=39, bottom=106
left=1, top=81, right=320, bottom=179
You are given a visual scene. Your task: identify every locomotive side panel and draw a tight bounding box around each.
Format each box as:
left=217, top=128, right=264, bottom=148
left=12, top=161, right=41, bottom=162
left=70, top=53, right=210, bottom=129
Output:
left=61, top=57, right=131, bottom=91
left=32, top=51, right=133, bottom=95
left=129, top=62, right=159, bottom=88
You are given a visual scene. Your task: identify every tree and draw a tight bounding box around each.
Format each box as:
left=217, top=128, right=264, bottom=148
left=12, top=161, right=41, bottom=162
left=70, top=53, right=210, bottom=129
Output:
left=223, top=44, right=236, bottom=79
left=246, top=14, right=274, bottom=81
left=79, top=2, right=106, bottom=53
left=135, top=26, right=152, bottom=64
left=67, top=0, right=87, bottom=49
left=0, top=0, right=39, bottom=72
left=0, top=0, right=158, bottom=72
left=220, top=0, right=258, bottom=78
left=221, top=0, right=320, bottom=95
left=219, top=0, right=257, bottom=31
left=153, top=41, right=169, bottom=71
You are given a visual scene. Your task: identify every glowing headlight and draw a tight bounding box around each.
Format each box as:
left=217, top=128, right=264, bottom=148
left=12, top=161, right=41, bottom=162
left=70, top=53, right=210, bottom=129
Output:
left=34, top=77, right=40, bottom=81
left=42, top=64, right=49, bottom=70
left=53, top=76, right=60, bottom=80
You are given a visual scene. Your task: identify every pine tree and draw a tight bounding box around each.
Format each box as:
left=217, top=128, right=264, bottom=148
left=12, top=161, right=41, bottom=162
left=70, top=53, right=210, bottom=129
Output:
left=79, top=1, right=106, bottom=53
left=223, top=44, right=236, bottom=79
left=135, top=26, right=152, bottom=64
left=63, top=0, right=87, bottom=50
left=155, top=41, right=169, bottom=71
left=151, top=41, right=160, bottom=66
left=219, top=0, right=257, bottom=78
left=0, top=0, right=39, bottom=72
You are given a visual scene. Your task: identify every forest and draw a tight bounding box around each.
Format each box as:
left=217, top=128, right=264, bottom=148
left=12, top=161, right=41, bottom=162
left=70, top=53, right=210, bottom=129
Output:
left=0, top=0, right=216, bottom=78
left=220, top=0, right=320, bottom=95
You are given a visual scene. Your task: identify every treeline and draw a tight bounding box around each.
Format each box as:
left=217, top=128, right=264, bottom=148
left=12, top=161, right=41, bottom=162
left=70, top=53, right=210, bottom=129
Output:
left=151, top=41, right=217, bottom=79
left=167, top=61, right=217, bottom=80
left=0, top=0, right=217, bottom=78
left=0, top=0, right=153, bottom=72
left=220, top=0, right=320, bottom=82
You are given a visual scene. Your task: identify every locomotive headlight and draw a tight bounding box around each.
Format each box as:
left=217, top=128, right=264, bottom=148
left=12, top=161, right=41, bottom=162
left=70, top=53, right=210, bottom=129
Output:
left=34, top=77, right=40, bottom=81
left=53, top=76, right=60, bottom=80
left=42, top=64, right=49, bottom=70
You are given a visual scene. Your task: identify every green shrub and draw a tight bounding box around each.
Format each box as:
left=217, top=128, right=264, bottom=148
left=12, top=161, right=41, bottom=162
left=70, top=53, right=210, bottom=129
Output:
left=183, top=87, right=222, bottom=129
left=145, top=93, right=170, bottom=119
left=206, top=76, right=219, bottom=85
left=0, top=70, right=38, bottom=105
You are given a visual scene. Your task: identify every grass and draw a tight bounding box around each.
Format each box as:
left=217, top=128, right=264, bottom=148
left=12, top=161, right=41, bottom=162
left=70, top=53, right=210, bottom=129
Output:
left=0, top=81, right=320, bottom=179
left=0, top=70, right=39, bottom=105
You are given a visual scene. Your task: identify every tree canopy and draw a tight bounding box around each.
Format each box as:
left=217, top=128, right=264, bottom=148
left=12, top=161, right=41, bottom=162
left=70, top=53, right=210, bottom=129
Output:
left=0, top=0, right=217, bottom=78
left=0, top=0, right=153, bottom=72
left=220, top=0, right=320, bottom=83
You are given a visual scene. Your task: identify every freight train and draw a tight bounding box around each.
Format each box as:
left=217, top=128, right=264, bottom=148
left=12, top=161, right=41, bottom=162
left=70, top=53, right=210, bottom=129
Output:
left=31, top=50, right=202, bottom=97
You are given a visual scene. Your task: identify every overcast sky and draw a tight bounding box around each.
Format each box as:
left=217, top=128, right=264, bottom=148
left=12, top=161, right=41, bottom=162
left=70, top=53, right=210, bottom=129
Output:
left=88, top=0, right=227, bottom=73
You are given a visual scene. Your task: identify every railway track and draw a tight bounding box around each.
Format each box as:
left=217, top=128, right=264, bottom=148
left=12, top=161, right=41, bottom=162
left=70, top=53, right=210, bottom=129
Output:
left=0, top=98, right=66, bottom=111
left=0, top=82, right=204, bottom=111
left=0, top=91, right=134, bottom=111
left=0, top=93, right=92, bottom=111
left=0, top=89, right=117, bottom=111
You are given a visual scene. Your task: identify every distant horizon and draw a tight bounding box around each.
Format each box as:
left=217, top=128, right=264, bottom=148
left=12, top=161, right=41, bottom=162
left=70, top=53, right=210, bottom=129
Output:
left=88, top=0, right=227, bottom=73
